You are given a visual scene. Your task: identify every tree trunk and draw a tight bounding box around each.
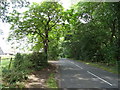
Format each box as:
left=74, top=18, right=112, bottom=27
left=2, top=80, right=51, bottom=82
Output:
left=110, top=19, right=116, bottom=43
left=43, top=29, right=49, bottom=63
left=44, top=40, right=48, bottom=60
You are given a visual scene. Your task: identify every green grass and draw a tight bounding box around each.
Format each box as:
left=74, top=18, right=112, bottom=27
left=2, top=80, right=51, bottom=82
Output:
left=76, top=60, right=118, bottom=74
left=1, top=56, right=14, bottom=68
left=46, top=73, right=58, bottom=88
left=1, top=60, right=10, bottom=67
left=0, top=57, right=12, bottom=87
left=1, top=59, right=12, bottom=69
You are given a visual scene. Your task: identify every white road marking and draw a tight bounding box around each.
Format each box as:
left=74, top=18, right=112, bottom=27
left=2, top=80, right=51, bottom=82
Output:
left=66, top=60, right=114, bottom=86
left=75, top=64, right=83, bottom=69
left=69, top=61, right=83, bottom=69
left=87, top=71, right=113, bottom=86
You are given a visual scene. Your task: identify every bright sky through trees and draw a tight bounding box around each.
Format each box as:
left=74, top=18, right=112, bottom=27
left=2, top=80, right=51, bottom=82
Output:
left=0, top=0, right=72, bottom=53
left=0, top=0, right=119, bottom=53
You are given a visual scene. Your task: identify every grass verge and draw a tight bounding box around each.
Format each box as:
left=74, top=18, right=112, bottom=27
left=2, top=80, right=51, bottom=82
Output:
left=76, top=60, right=118, bottom=74
left=46, top=73, right=58, bottom=88
left=1, top=56, right=14, bottom=68
left=1, top=60, right=10, bottom=67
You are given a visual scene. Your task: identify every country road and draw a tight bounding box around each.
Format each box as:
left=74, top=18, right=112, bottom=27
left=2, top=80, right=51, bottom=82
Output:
left=58, top=58, right=119, bottom=88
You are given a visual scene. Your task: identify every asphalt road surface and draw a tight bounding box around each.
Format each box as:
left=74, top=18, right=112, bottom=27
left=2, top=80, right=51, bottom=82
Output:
left=58, top=58, right=119, bottom=88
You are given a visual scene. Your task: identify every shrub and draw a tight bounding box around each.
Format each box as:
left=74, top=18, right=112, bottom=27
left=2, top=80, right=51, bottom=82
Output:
left=2, top=69, right=28, bottom=84
left=13, top=52, right=47, bottom=70
left=2, top=52, right=48, bottom=88
left=29, top=52, right=48, bottom=70
left=2, top=53, right=33, bottom=86
left=14, top=52, right=48, bottom=70
left=2, top=69, right=27, bottom=88
left=13, top=53, right=23, bottom=69
left=48, top=46, right=60, bottom=60
left=13, top=53, right=33, bottom=71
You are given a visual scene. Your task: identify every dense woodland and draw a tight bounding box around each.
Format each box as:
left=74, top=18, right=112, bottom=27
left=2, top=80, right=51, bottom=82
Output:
left=0, top=0, right=120, bottom=88
left=62, top=2, right=120, bottom=66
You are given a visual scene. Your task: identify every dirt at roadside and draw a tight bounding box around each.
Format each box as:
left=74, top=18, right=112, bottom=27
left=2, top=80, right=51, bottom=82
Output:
left=24, top=61, right=58, bottom=88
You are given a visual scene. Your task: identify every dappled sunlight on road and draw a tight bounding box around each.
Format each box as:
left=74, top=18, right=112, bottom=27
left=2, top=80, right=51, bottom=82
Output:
left=58, top=59, right=119, bottom=88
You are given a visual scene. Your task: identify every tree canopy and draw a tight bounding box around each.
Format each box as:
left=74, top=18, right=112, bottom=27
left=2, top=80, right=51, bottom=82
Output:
left=8, top=1, right=64, bottom=61
left=62, top=2, right=120, bottom=65
left=8, top=1, right=120, bottom=65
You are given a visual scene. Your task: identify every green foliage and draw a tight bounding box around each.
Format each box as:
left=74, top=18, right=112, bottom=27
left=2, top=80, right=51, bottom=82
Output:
left=48, top=44, right=59, bottom=60
left=2, top=52, right=47, bottom=88
left=13, top=53, right=23, bottom=69
left=48, top=36, right=62, bottom=60
left=13, top=53, right=33, bottom=70
left=29, top=52, right=48, bottom=70
left=0, top=0, right=30, bottom=22
left=8, top=2, right=64, bottom=61
left=46, top=73, right=58, bottom=88
left=2, top=53, right=32, bottom=86
left=2, top=68, right=28, bottom=84
left=61, top=2, right=119, bottom=66
left=13, top=52, right=47, bottom=70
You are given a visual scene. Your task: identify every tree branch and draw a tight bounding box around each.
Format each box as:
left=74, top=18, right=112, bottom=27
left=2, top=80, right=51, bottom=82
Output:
left=50, top=16, right=61, bottom=29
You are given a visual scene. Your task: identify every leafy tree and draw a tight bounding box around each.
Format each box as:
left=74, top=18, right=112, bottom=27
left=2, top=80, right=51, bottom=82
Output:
left=8, top=2, right=64, bottom=61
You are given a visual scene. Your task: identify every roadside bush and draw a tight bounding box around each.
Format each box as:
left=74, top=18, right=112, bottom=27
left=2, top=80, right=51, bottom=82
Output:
left=13, top=53, right=33, bottom=71
left=29, top=52, right=48, bottom=70
left=2, top=53, right=33, bottom=87
left=2, top=52, right=48, bottom=88
left=48, top=50, right=59, bottom=60
left=13, top=52, right=47, bottom=70
left=13, top=53, right=23, bottom=69
left=14, top=52, right=48, bottom=70
left=2, top=68, right=28, bottom=84
left=48, top=45, right=60, bottom=60
left=101, top=44, right=117, bottom=65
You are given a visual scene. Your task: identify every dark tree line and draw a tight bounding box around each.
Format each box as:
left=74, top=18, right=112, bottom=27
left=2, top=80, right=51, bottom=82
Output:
left=62, top=2, right=120, bottom=66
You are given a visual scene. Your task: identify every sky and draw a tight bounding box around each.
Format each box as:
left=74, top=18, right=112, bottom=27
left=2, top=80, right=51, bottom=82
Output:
left=0, top=0, right=73, bottom=53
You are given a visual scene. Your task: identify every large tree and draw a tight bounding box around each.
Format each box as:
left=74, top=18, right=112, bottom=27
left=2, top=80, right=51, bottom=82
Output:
left=8, top=2, right=64, bottom=61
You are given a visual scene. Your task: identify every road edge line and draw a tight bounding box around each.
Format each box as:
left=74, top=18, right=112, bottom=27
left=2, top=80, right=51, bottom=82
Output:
left=87, top=71, right=113, bottom=86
